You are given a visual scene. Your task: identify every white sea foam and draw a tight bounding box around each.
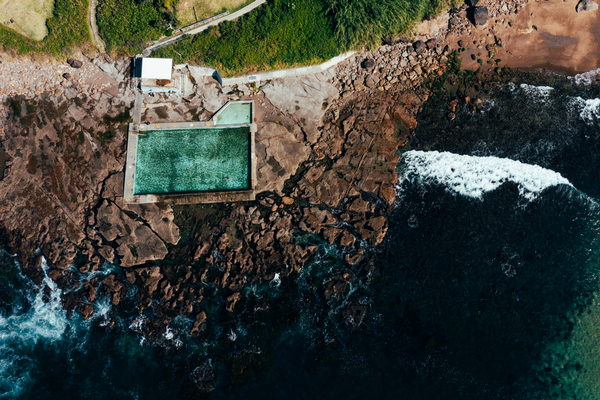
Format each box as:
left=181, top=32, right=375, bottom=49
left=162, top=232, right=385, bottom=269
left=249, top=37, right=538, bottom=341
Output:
left=569, top=97, right=600, bottom=124
left=517, top=83, right=554, bottom=98
left=0, top=257, right=69, bottom=398
left=509, top=83, right=554, bottom=102
left=401, top=151, right=572, bottom=200
left=571, top=68, right=600, bottom=85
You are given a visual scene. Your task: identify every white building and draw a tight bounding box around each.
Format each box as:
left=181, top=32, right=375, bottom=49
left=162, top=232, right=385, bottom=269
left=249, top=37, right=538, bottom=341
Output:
left=138, top=57, right=181, bottom=94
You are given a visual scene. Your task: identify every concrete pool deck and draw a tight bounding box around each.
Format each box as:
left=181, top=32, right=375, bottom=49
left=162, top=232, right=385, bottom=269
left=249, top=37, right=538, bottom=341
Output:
left=124, top=116, right=257, bottom=205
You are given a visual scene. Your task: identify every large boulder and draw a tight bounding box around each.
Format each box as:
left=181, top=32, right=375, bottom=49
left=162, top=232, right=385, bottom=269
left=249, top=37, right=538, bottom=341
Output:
left=577, top=0, right=599, bottom=12
left=67, top=58, right=83, bottom=68
left=361, top=58, right=375, bottom=69
left=472, top=6, right=489, bottom=26
left=426, top=38, right=438, bottom=50
left=413, top=40, right=427, bottom=54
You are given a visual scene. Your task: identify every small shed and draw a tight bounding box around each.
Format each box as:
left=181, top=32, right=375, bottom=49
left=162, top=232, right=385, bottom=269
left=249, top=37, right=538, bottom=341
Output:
left=140, top=58, right=173, bottom=80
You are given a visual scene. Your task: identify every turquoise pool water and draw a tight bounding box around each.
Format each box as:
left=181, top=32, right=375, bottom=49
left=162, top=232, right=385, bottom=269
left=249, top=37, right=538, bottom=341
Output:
left=133, top=127, right=250, bottom=195
left=214, top=102, right=252, bottom=125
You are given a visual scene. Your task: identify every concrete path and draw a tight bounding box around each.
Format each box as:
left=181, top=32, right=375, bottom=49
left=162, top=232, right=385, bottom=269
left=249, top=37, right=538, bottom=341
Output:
left=181, top=52, right=356, bottom=87
left=88, top=0, right=106, bottom=53
left=133, top=88, right=143, bottom=129
left=144, top=0, right=266, bottom=55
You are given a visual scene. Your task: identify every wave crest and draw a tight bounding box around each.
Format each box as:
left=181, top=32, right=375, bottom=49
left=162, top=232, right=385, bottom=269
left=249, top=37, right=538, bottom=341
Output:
left=400, top=151, right=572, bottom=200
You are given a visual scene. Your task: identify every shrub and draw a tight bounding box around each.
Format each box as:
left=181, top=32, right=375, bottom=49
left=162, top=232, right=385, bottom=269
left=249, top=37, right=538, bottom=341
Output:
left=97, top=0, right=171, bottom=55
left=322, top=0, right=462, bottom=50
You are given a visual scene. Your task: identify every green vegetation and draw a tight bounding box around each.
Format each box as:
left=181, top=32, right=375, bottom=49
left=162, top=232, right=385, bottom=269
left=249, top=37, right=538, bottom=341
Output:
left=323, top=0, right=460, bottom=50
left=155, top=0, right=339, bottom=76
left=97, top=0, right=178, bottom=55
left=154, top=0, right=462, bottom=76
left=6, top=99, right=21, bottom=117
left=0, top=0, right=90, bottom=55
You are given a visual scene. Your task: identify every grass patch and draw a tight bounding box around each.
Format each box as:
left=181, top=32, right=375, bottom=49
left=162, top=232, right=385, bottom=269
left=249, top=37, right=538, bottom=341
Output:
left=154, top=0, right=339, bottom=76
left=155, top=0, right=461, bottom=77
left=176, top=0, right=254, bottom=26
left=324, top=0, right=461, bottom=50
left=96, top=0, right=178, bottom=55
left=0, top=0, right=90, bottom=55
left=0, top=0, right=55, bottom=41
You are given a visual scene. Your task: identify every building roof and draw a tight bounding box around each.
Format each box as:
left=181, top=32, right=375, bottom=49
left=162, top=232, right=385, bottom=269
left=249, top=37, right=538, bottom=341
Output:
left=141, top=58, right=173, bottom=80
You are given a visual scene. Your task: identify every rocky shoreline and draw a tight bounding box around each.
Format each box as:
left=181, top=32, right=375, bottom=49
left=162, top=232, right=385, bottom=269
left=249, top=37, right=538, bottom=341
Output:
left=1, top=0, right=599, bottom=391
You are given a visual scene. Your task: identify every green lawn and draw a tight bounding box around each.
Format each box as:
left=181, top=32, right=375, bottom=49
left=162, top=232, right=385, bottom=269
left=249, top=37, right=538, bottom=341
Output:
left=0, top=0, right=90, bottom=55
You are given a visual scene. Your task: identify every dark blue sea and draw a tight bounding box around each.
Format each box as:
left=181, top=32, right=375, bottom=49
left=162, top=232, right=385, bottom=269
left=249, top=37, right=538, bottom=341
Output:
left=2, top=72, right=600, bottom=399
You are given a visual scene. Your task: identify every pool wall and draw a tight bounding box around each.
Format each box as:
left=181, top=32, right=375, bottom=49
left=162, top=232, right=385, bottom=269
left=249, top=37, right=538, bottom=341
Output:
left=124, top=110, right=257, bottom=204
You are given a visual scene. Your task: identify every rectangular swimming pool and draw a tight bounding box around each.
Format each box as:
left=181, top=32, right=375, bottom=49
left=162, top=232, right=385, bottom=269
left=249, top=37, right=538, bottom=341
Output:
left=133, top=127, right=251, bottom=195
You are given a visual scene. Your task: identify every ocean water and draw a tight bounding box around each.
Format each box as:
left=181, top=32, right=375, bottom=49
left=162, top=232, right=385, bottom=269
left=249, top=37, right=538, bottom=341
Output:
left=2, top=74, right=600, bottom=399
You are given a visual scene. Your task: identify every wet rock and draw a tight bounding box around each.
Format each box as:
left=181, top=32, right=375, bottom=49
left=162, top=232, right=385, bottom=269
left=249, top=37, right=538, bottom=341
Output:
left=322, top=271, right=355, bottom=299
left=577, top=0, right=598, bottom=12
left=322, top=227, right=342, bottom=244
left=81, top=304, right=94, bottom=320
left=344, top=249, right=366, bottom=266
left=341, top=301, right=368, bottom=328
left=190, top=311, right=207, bottom=336
left=340, top=231, right=356, bottom=247
left=226, top=292, right=242, bottom=312
left=190, top=362, right=217, bottom=393
left=413, top=40, right=426, bottom=54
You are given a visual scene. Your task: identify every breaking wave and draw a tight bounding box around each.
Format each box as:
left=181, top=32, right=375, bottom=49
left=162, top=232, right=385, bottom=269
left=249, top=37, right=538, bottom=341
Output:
left=571, top=68, right=600, bottom=85
left=400, top=150, right=572, bottom=200
left=569, top=97, right=600, bottom=125
left=0, top=257, right=69, bottom=398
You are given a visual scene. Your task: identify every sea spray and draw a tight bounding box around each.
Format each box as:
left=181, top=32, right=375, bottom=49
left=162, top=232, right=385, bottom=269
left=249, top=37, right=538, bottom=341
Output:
left=569, top=97, right=600, bottom=124
left=0, top=257, right=69, bottom=398
left=400, top=150, right=573, bottom=200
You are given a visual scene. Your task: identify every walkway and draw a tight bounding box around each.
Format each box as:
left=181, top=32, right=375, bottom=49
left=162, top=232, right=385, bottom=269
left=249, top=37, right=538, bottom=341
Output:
left=182, top=52, right=356, bottom=86
left=88, top=0, right=106, bottom=53
left=143, top=0, right=266, bottom=56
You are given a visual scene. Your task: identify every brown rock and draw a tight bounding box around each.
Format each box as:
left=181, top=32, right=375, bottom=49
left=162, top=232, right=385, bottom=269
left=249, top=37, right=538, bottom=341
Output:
left=282, top=196, right=294, bottom=205
left=81, top=304, right=94, bottom=320
left=379, top=184, right=396, bottom=207
left=344, top=249, right=366, bottom=266
left=226, top=292, right=242, bottom=312
left=322, top=227, right=342, bottom=244
left=368, top=216, right=387, bottom=231
left=190, top=311, right=207, bottom=335
left=340, top=231, right=356, bottom=247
